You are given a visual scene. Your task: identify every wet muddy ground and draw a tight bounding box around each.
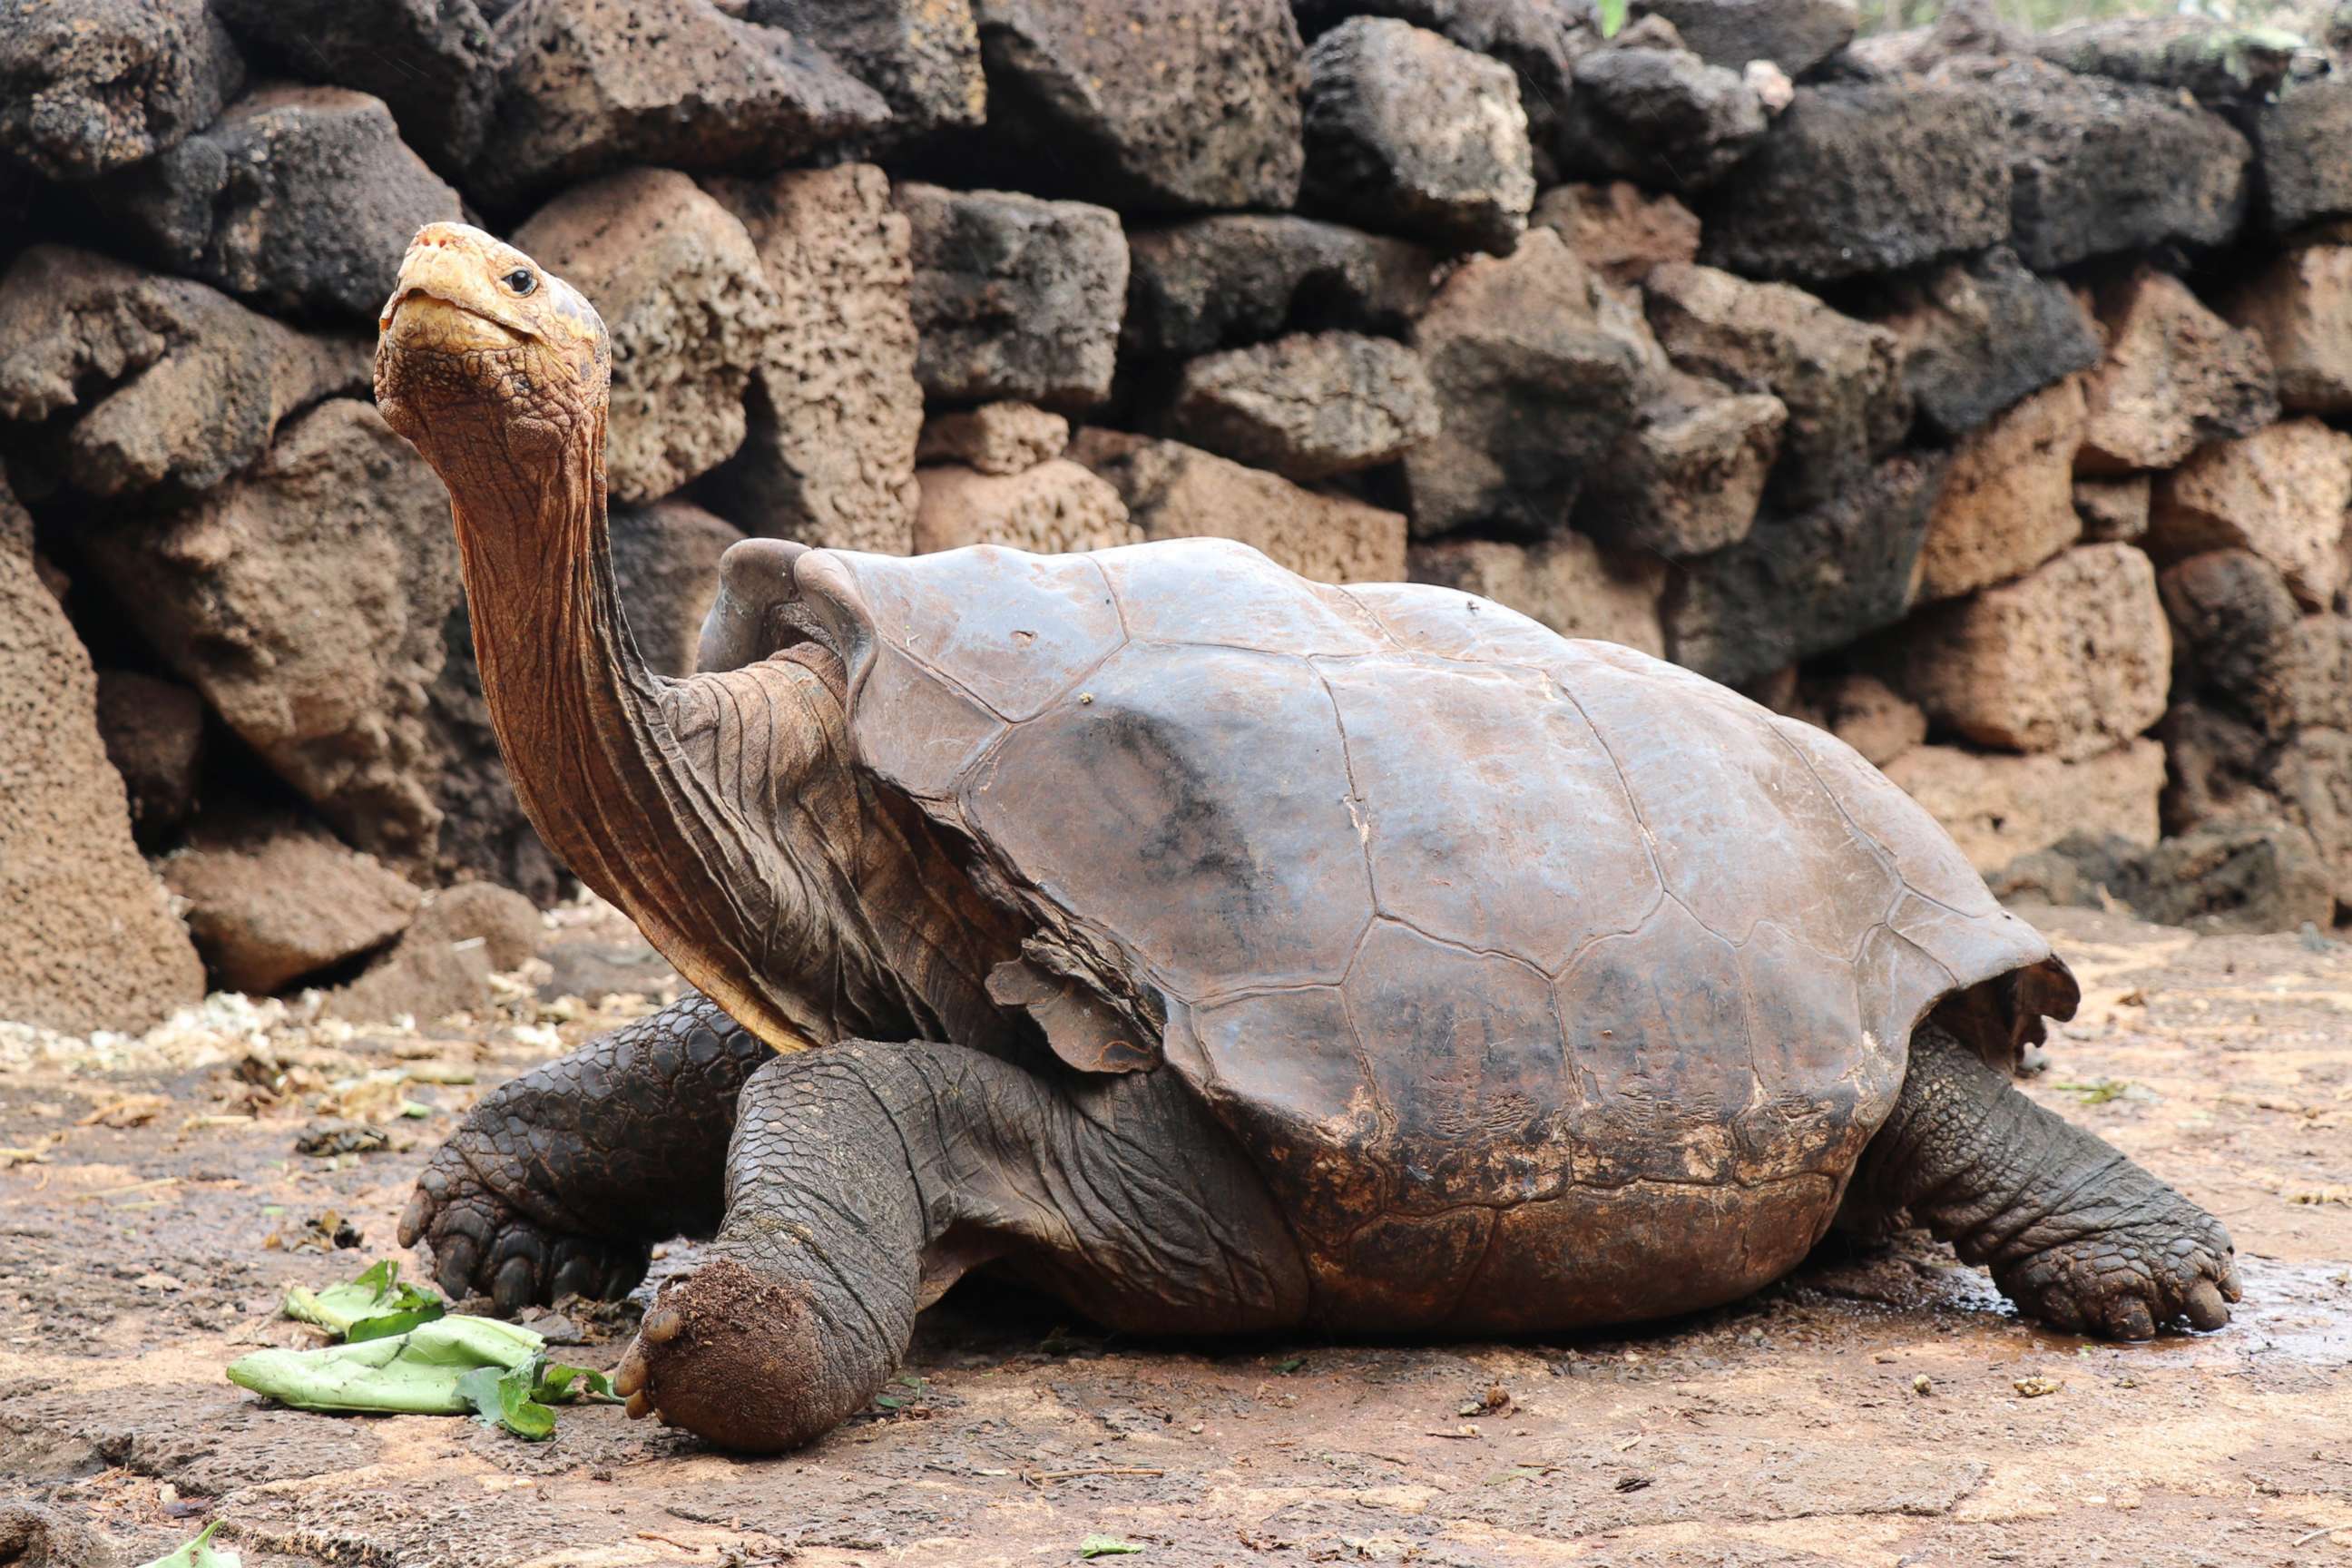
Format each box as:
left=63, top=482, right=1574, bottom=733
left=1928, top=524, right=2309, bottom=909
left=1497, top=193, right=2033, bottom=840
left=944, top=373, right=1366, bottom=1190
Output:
left=3, top=902, right=2347, bottom=1568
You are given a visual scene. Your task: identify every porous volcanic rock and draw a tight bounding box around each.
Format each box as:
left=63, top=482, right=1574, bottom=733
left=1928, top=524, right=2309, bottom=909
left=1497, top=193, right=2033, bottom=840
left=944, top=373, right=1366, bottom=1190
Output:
left=161, top=817, right=420, bottom=995
left=2150, top=417, right=2352, bottom=610
left=1409, top=533, right=1668, bottom=655
left=1698, top=80, right=2012, bottom=282
left=2074, top=475, right=2151, bottom=544
left=702, top=164, right=923, bottom=554
left=1301, top=16, right=1535, bottom=252
left=746, top=0, right=985, bottom=144
left=2251, top=80, right=2352, bottom=233
left=2230, top=244, right=2352, bottom=415
left=1883, top=738, right=2166, bottom=873
left=1992, top=819, right=2334, bottom=935
left=1068, top=428, right=1407, bottom=583
left=1914, top=376, right=2086, bottom=601
left=916, top=403, right=1067, bottom=475
left=1642, top=260, right=1908, bottom=510
left=1879, top=543, right=2171, bottom=760
left=1405, top=230, right=1649, bottom=536
left=426, top=608, right=567, bottom=906
left=0, top=0, right=245, bottom=181
left=0, top=481, right=204, bottom=1034
left=86, top=400, right=461, bottom=866
left=514, top=169, right=773, bottom=503
left=470, top=0, right=888, bottom=207
left=1626, top=0, right=1857, bottom=74
left=1122, top=215, right=1435, bottom=358
left=98, top=83, right=465, bottom=323
left=93, top=671, right=205, bottom=846
left=895, top=183, right=1127, bottom=408
left=1868, top=247, right=2102, bottom=439
left=1574, top=373, right=1787, bottom=558
left=2159, top=548, right=2307, bottom=733
left=1553, top=25, right=1769, bottom=195
left=1530, top=182, right=1701, bottom=287
left=0, top=246, right=367, bottom=498
left=211, top=0, right=504, bottom=169
left=610, top=499, right=746, bottom=680
left=323, top=879, right=544, bottom=1024
left=1801, top=671, right=1926, bottom=768
left=2076, top=268, right=2278, bottom=473
left=1663, top=451, right=1945, bottom=687
left=968, top=0, right=1305, bottom=211
left=1169, top=331, right=1438, bottom=480
left=912, top=459, right=1136, bottom=554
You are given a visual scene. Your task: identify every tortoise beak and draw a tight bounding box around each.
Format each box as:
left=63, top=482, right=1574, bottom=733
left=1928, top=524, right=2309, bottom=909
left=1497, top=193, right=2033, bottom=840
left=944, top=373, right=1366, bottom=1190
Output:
left=378, top=228, right=535, bottom=348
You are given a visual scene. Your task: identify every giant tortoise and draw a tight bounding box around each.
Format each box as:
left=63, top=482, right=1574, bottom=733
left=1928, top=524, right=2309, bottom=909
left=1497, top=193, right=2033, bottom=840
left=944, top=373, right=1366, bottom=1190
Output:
left=373, top=223, right=2239, bottom=1453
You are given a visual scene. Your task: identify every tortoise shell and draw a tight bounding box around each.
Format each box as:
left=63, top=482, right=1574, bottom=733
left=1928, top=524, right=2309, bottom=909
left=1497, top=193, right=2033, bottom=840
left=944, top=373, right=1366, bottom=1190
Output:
left=708, top=536, right=2079, bottom=1327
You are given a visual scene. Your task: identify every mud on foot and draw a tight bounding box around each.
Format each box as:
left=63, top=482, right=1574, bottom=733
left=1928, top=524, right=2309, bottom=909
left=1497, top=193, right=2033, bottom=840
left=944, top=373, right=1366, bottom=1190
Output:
left=1996, top=1213, right=2242, bottom=1340
left=613, top=1255, right=854, bottom=1453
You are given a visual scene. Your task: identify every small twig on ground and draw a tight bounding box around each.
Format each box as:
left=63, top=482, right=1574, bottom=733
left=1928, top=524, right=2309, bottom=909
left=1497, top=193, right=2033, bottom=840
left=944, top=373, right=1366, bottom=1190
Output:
left=1024, top=1465, right=1166, bottom=1485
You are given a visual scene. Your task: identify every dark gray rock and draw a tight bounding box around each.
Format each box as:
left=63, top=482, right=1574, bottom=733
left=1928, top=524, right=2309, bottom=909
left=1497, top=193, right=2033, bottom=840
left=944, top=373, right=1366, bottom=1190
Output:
left=970, top=0, right=1305, bottom=212
left=1936, top=55, right=2249, bottom=271
left=471, top=0, right=889, bottom=208
left=94, top=84, right=464, bottom=323
left=1575, top=372, right=1787, bottom=558
left=211, top=0, right=504, bottom=169
left=1625, top=0, right=1856, bottom=75
left=1123, top=215, right=1435, bottom=359
left=896, top=182, right=1128, bottom=407
left=1868, top=247, right=2102, bottom=440
left=610, top=499, right=747, bottom=681
left=1663, top=451, right=1945, bottom=686
left=1553, top=30, right=1769, bottom=194
left=2159, top=548, right=2305, bottom=733
left=2253, top=80, right=2352, bottom=233
left=1302, top=16, right=1536, bottom=252
left=0, top=0, right=244, bottom=181
left=2024, top=15, right=2307, bottom=103
left=1993, top=822, right=2336, bottom=935
left=93, top=671, right=204, bottom=847
left=747, top=0, right=985, bottom=143
left=1169, top=330, right=1439, bottom=480
left=1698, top=80, right=2011, bottom=282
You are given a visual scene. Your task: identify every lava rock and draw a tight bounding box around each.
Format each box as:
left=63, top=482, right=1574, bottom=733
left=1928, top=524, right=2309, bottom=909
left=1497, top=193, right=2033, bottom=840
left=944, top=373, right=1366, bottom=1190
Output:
left=87, top=400, right=461, bottom=867
left=514, top=169, right=774, bottom=504
left=1625, top=0, right=1857, bottom=74
left=93, top=671, right=205, bottom=846
left=1408, top=533, right=1667, bottom=655
left=1663, top=450, right=1945, bottom=687
left=2159, top=548, right=2305, bottom=733
left=211, top=0, right=504, bottom=169
left=1882, top=738, right=2166, bottom=874
left=1801, top=671, right=1926, bottom=768
left=0, top=481, right=205, bottom=1034
left=2077, top=268, right=2278, bottom=474
left=1574, top=372, right=1787, bottom=558
left=1553, top=27, right=1769, bottom=194
left=1068, top=428, right=1408, bottom=583
left=746, top=0, right=985, bottom=144
left=96, top=84, right=465, bottom=323
left=2074, top=475, right=2151, bottom=544
left=1301, top=16, right=1536, bottom=253
left=2252, top=80, right=2352, bottom=233
left=1867, top=247, right=2102, bottom=439
left=912, top=459, right=1136, bottom=554
left=1915, top=376, right=2086, bottom=602
left=0, top=0, right=245, bottom=181
left=162, top=817, right=420, bottom=995
left=916, top=403, right=1068, bottom=475
left=2229, top=243, right=2352, bottom=415
left=2151, top=418, right=2352, bottom=611
left=970, top=0, right=1305, bottom=211
left=1122, top=215, right=1435, bottom=358
left=426, top=605, right=568, bottom=906
left=1995, top=821, right=2335, bottom=936
left=1169, top=330, right=1439, bottom=480
left=471, top=0, right=888, bottom=208
left=1530, top=181, right=1701, bottom=287
left=1698, top=80, right=2011, bottom=283
left=0, top=247, right=367, bottom=500
left=611, top=498, right=746, bottom=679
left=2023, top=15, right=2305, bottom=103
left=895, top=183, right=1127, bottom=408
left=324, top=878, right=545, bottom=1023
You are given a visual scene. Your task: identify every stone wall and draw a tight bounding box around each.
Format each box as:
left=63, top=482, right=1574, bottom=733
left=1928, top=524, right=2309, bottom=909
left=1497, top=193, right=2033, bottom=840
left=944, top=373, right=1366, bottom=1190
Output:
left=3, top=0, right=2349, bottom=1032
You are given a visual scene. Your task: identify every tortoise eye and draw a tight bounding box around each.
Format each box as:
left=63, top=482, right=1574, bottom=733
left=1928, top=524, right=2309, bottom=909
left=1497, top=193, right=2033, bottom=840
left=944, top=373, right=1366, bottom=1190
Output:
left=501, top=268, right=537, bottom=296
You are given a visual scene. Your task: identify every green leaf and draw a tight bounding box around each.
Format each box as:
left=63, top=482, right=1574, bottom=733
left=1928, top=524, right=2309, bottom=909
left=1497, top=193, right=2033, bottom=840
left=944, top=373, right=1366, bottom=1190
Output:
left=1078, top=1536, right=1142, bottom=1559
left=458, top=1360, right=558, bottom=1441
left=227, top=1314, right=544, bottom=1416
left=1597, top=0, right=1628, bottom=36
left=134, top=1521, right=242, bottom=1568
left=282, top=1259, right=446, bottom=1339
left=535, top=1361, right=622, bottom=1405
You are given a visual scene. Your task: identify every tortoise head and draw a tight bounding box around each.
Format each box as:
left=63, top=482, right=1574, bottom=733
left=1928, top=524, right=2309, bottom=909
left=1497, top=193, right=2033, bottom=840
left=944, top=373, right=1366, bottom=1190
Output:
left=375, top=222, right=611, bottom=475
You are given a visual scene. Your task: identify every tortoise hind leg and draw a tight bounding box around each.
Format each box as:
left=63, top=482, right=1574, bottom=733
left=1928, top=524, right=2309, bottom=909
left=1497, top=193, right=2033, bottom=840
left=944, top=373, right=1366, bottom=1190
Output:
left=1855, top=1020, right=2240, bottom=1339
left=612, top=1041, right=1309, bottom=1452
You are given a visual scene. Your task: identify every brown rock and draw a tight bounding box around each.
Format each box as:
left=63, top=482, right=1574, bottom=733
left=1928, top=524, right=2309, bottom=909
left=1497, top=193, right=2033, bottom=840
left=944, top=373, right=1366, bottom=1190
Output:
left=87, top=399, right=462, bottom=866
left=702, top=164, right=923, bottom=555
left=744, top=0, right=985, bottom=145
left=1643, top=260, right=1908, bottom=510
left=210, top=0, right=503, bottom=169
left=1883, top=738, right=2166, bottom=873
left=0, top=0, right=245, bottom=181
left=0, top=483, right=204, bottom=1034
left=2077, top=268, right=2279, bottom=474
left=1409, top=534, right=1667, bottom=656
left=1169, top=330, right=1438, bottom=481
left=610, top=499, right=746, bottom=679
left=1805, top=672, right=1926, bottom=768
left=0, top=246, right=366, bottom=498
left=2228, top=244, right=2352, bottom=416
left=324, top=878, right=545, bottom=1022
left=1530, top=181, right=1700, bottom=288
left=916, top=404, right=1068, bottom=475
left=1916, top=376, right=2086, bottom=601
left=417, top=882, right=544, bottom=972
left=514, top=170, right=772, bottom=505
left=1068, top=429, right=1406, bottom=583
left=2151, top=417, right=2352, bottom=610
left=162, top=818, right=419, bottom=995
left=2158, top=549, right=2305, bottom=733
left=1881, top=543, right=2171, bottom=760
left=93, top=671, right=204, bottom=845
left=1577, top=372, right=1785, bottom=559
left=912, top=460, right=1137, bottom=554
left=2074, top=475, right=2151, bottom=544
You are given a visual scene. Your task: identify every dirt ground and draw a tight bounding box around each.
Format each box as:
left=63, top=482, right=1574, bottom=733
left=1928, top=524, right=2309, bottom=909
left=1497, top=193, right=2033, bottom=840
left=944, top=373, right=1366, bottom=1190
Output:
left=2, top=901, right=2347, bottom=1568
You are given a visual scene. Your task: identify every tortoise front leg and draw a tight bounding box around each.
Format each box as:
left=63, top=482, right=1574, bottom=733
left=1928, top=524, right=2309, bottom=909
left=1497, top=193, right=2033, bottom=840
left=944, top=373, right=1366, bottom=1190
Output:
left=1856, top=1021, right=2240, bottom=1339
left=399, top=994, right=769, bottom=1309
left=612, top=1041, right=1309, bottom=1453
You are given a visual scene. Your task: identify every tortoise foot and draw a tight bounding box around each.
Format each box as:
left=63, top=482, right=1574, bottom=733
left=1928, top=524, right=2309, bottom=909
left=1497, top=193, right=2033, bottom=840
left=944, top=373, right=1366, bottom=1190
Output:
left=400, top=1140, right=652, bottom=1310
left=612, top=1254, right=851, bottom=1453
left=1995, top=1210, right=2241, bottom=1339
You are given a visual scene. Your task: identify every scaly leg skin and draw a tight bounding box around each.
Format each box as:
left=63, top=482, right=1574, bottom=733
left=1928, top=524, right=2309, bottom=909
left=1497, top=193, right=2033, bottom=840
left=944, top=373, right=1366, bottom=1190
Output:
left=612, top=1040, right=1309, bottom=1453
left=1858, top=1020, right=2241, bottom=1339
left=397, top=993, right=769, bottom=1311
